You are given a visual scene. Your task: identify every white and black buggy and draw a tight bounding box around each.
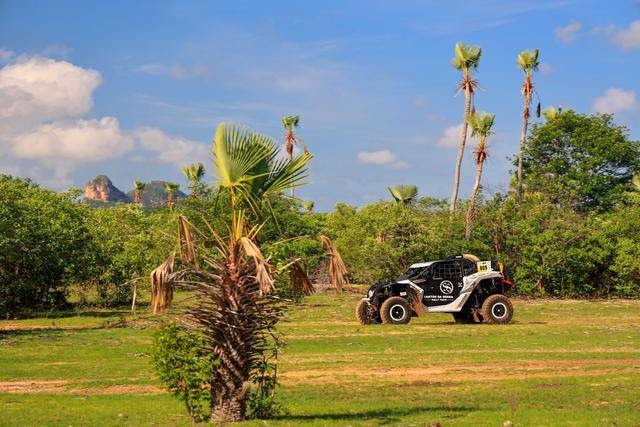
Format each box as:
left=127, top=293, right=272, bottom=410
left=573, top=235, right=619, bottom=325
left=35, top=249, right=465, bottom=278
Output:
left=356, top=254, right=515, bottom=325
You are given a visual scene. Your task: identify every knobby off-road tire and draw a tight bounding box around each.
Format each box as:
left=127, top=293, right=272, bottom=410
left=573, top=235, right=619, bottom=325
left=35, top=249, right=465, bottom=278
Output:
left=355, top=299, right=380, bottom=324
left=380, top=296, right=412, bottom=324
left=481, top=294, right=514, bottom=324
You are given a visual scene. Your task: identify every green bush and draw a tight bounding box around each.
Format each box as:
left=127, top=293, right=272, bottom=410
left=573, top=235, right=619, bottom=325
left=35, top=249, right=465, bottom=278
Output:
left=151, top=322, right=217, bottom=423
left=0, top=176, right=94, bottom=316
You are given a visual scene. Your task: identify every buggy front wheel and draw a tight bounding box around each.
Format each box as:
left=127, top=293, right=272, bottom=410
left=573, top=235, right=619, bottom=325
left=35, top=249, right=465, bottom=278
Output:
left=355, top=299, right=380, bottom=324
left=380, top=297, right=412, bottom=324
left=481, top=294, right=514, bottom=324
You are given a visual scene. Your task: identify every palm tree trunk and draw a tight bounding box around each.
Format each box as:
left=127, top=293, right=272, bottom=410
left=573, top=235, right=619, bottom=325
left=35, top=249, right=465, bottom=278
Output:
left=449, top=84, right=472, bottom=215
left=465, top=158, right=484, bottom=240
left=517, top=89, right=532, bottom=205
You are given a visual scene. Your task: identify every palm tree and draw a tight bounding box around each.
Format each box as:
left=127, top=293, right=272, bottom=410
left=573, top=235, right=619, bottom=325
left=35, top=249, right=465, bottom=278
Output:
left=164, top=182, right=180, bottom=210
left=449, top=43, right=482, bottom=215
left=516, top=49, right=540, bottom=205
left=543, top=105, right=563, bottom=121
left=282, top=115, right=306, bottom=197
left=388, top=185, right=418, bottom=205
left=181, top=163, right=205, bottom=198
left=133, top=181, right=145, bottom=205
left=172, top=123, right=312, bottom=421
left=465, top=112, right=495, bottom=240
left=301, top=200, right=314, bottom=213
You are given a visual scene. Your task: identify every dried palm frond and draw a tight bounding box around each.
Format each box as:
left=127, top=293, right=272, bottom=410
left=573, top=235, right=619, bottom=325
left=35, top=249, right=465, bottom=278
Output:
left=536, top=102, right=541, bottom=118
left=320, top=235, right=349, bottom=292
left=150, top=252, right=176, bottom=315
left=178, top=215, right=199, bottom=269
left=239, top=237, right=274, bottom=294
left=288, top=258, right=314, bottom=296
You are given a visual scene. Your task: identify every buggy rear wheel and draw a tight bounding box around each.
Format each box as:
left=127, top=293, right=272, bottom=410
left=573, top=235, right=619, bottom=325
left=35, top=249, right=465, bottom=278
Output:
left=481, top=294, right=514, bottom=324
left=355, top=299, right=380, bottom=324
left=380, top=297, right=412, bottom=324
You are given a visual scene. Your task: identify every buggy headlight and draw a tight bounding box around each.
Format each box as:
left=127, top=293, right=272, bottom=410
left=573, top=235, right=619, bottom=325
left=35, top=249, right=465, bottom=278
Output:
left=368, top=290, right=374, bottom=297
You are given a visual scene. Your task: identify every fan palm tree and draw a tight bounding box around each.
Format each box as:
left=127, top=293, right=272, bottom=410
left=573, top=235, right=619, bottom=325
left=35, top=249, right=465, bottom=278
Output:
left=301, top=200, right=314, bottom=213
left=543, top=106, right=563, bottom=121
left=170, top=123, right=312, bottom=421
left=465, top=112, right=495, bottom=239
left=181, top=163, right=205, bottom=198
left=164, top=182, right=180, bottom=210
left=449, top=43, right=482, bottom=215
left=516, top=49, right=540, bottom=205
left=133, top=181, right=145, bottom=205
left=388, top=185, right=418, bottom=205
left=282, top=115, right=307, bottom=197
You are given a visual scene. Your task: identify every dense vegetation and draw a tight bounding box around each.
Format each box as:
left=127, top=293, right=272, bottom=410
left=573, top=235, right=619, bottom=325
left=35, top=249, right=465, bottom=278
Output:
left=1, top=112, right=639, bottom=319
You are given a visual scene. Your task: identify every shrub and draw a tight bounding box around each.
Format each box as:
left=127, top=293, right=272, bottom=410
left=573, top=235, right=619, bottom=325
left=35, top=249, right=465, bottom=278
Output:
left=151, top=322, right=217, bottom=423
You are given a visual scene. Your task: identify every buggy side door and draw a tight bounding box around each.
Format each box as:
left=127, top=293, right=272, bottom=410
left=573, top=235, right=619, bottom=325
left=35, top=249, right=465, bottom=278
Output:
left=422, top=260, right=464, bottom=306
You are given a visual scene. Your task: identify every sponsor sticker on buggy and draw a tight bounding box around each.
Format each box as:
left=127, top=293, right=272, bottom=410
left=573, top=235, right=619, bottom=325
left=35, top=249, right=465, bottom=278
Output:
left=477, top=261, right=492, bottom=272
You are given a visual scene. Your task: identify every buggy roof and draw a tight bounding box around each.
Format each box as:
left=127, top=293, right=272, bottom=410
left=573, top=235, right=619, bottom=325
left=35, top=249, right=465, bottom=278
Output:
left=409, top=261, right=436, bottom=269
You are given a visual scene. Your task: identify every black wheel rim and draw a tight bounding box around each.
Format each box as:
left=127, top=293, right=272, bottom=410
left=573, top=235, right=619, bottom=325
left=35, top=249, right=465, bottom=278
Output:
left=390, top=304, right=406, bottom=321
left=492, top=302, right=507, bottom=319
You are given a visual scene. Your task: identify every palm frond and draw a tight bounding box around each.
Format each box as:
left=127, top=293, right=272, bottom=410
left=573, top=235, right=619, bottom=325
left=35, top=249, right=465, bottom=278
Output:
left=467, top=111, right=495, bottom=139
left=320, top=235, right=349, bottom=292
left=133, top=180, right=146, bottom=191
left=288, top=258, right=314, bottom=296
left=517, top=48, right=540, bottom=71
left=150, top=252, right=176, bottom=315
left=452, top=42, right=482, bottom=71
left=388, top=185, right=418, bottom=204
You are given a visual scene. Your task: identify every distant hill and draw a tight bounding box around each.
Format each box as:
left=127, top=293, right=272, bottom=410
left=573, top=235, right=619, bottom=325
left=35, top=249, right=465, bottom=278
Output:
left=125, top=180, right=186, bottom=208
left=84, top=175, right=131, bottom=203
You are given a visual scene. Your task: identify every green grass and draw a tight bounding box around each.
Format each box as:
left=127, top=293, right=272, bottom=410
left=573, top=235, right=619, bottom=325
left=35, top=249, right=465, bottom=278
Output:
left=1, top=292, right=639, bottom=426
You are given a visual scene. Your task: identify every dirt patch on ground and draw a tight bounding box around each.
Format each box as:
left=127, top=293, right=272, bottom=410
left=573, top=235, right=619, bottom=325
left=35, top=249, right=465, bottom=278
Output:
left=280, top=359, right=640, bottom=384
left=0, top=380, right=69, bottom=393
left=0, top=380, right=164, bottom=395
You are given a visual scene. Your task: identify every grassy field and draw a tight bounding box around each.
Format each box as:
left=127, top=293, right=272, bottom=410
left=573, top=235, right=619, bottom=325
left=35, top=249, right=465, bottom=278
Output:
left=1, top=291, right=639, bottom=426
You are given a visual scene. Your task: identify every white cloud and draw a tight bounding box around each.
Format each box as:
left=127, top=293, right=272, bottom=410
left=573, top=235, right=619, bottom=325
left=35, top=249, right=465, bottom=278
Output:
left=539, top=63, right=554, bottom=74
left=136, top=63, right=212, bottom=80
left=0, top=48, right=14, bottom=61
left=0, top=56, right=101, bottom=133
left=554, top=20, right=582, bottom=44
left=11, top=117, right=133, bottom=161
left=356, top=149, right=411, bottom=169
left=591, top=88, right=637, bottom=114
left=598, top=20, right=640, bottom=50
left=135, top=128, right=210, bottom=168
left=437, top=124, right=463, bottom=148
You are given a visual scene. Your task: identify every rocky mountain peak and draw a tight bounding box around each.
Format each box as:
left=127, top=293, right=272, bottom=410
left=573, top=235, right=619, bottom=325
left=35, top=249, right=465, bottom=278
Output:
left=84, top=175, right=131, bottom=203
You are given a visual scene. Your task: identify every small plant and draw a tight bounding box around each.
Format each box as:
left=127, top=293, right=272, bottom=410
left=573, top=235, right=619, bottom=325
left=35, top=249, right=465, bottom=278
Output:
left=246, top=340, right=287, bottom=419
left=151, top=322, right=218, bottom=423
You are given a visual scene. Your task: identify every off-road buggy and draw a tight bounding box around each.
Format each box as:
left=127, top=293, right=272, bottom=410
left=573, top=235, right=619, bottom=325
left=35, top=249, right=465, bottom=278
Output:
left=356, top=254, right=514, bottom=325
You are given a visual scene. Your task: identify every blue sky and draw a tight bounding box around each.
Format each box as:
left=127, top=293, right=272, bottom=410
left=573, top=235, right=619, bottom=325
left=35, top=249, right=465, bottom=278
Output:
left=1, top=0, right=639, bottom=210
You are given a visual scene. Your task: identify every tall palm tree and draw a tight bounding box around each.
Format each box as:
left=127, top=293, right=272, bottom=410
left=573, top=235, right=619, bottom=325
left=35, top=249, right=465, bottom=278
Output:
left=160, top=123, right=312, bottom=421
left=282, top=115, right=306, bottom=197
left=543, top=105, right=563, bottom=121
left=388, top=185, right=418, bottom=205
left=164, top=182, right=180, bottom=210
left=133, top=181, right=145, bottom=205
left=449, top=43, right=482, bottom=215
left=182, top=163, right=205, bottom=198
left=465, top=112, right=495, bottom=240
left=516, top=49, right=540, bottom=205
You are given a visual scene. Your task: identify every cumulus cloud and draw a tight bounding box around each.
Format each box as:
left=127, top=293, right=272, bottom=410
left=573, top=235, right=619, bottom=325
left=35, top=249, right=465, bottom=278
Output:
left=554, top=20, right=582, bottom=44
left=591, top=88, right=637, bottom=114
left=11, top=117, right=133, bottom=161
left=0, top=56, right=101, bottom=133
left=597, top=20, right=640, bottom=50
left=437, top=123, right=463, bottom=148
left=135, top=128, right=210, bottom=168
left=356, top=149, right=411, bottom=169
left=135, top=63, right=212, bottom=79
left=0, top=48, right=14, bottom=61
